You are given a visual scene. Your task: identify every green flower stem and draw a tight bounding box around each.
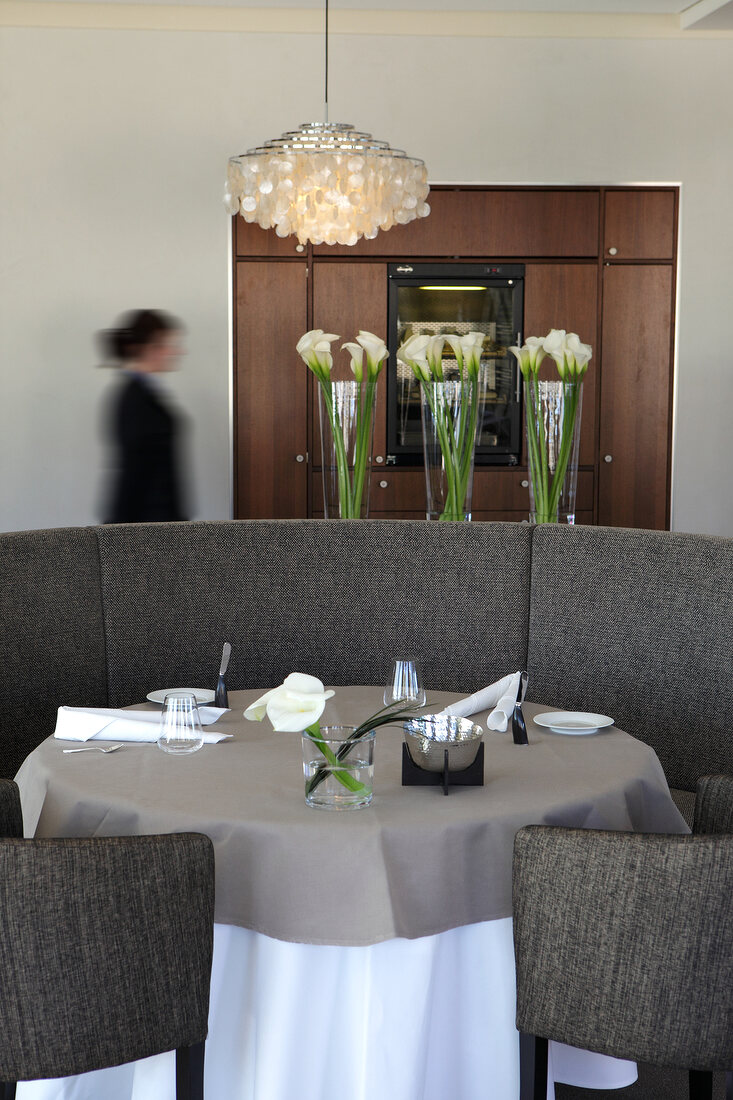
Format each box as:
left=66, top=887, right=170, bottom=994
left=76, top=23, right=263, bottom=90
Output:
left=351, top=379, right=376, bottom=519
left=304, top=722, right=367, bottom=797
left=422, top=384, right=459, bottom=519
left=547, top=381, right=581, bottom=519
left=320, top=381, right=355, bottom=518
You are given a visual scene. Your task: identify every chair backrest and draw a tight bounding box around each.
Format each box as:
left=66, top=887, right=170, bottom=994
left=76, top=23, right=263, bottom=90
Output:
left=95, top=520, right=533, bottom=705
left=0, top=780, right=22, bottom=838
left=0, top=527, right=108, bottom=779
left=513, top=825, right=733, bottom=1071
left=527, top=524, right=733, bottom=791
left=0, top=833, right=214, bottom=1081
left=694, top=774, right=733, bottom=835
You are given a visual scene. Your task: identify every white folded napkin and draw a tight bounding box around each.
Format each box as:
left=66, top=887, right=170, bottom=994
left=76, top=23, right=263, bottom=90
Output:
left=440, top=672, right=522, bottom=732
left=54, top=706, right=232, bottom=744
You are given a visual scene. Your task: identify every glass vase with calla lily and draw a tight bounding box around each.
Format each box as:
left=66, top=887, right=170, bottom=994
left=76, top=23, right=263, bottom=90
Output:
left=397, top=331, right=487, bottom=521
left=297, top=329, right=387, bottom=519
left=509, top=330, right=592, bottom=524
left=245, top=673, right=425, bottom=808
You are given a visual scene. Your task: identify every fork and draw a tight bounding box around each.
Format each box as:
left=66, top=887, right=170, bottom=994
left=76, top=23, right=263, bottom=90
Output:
left=63, top=744, right=123, bottom=754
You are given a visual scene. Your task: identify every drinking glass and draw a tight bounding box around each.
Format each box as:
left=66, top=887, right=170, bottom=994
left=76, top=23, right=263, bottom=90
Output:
left=384, top=659, right=426, bottom=707
left=157, top=691, right=205, bottom=754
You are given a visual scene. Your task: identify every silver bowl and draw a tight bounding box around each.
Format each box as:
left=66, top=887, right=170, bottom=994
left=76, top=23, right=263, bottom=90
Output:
left=403, top=714, right=484, bottom=773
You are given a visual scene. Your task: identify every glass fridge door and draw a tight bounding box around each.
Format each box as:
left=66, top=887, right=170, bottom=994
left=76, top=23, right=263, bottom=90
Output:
left=388, top=265, right=524, bottom=465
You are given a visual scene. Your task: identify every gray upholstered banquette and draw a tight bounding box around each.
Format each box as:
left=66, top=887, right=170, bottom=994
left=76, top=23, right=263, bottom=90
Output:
left=2, top=520, right=731, bottom=819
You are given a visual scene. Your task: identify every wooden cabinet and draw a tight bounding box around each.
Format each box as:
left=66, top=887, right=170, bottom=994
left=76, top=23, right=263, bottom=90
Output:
left=598, top=264, right=674, bottom=529
left=603, top=189, right=676, bottom=261
left=232, top=185, right=678, bottom=530
left=311, top=262, right=388, bottom=462
left=312, top=189, right=600, bottom=258
left=234, top=261, right=308, bottom=517
left=524, top=263, right=598, bottom=468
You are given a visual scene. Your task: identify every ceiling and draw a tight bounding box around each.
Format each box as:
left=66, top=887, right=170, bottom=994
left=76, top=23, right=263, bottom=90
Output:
left=23, top=0, right=733, bottom=28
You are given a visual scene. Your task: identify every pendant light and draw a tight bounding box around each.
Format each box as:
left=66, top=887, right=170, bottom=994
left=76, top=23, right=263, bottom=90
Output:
left=224, top=0, right=430, bottom=247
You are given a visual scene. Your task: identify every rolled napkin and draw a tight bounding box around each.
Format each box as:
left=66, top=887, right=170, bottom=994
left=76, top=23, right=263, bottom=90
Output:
left=440, top=672, right=522, bottom=732
left=54, top=706, right=232, bottom=744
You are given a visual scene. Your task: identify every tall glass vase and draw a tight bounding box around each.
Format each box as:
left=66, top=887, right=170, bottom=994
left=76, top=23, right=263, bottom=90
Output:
left=420, top=378, right=484, bottom=521
left=318, top=380, right=377, bottom=519
left=524, top=379, right=583, bottom=524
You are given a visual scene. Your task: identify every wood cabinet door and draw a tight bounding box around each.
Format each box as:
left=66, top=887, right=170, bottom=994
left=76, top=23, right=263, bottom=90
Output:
left=234, top=216, right=306, bottom=258
left=234, top=261, right=308, bottom=517
left=524, top=263, right=599, bottom=469
left=312, top=189, right=599, bottom=258
left=311, top=262, right=389, bottom=463
left=598, top=264, right=673, bottom=529
left=603, top=190, right=676, bottom=261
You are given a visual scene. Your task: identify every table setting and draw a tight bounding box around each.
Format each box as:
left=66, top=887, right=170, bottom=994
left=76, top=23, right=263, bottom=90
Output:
left=14, top=662, right=689, bottom=1100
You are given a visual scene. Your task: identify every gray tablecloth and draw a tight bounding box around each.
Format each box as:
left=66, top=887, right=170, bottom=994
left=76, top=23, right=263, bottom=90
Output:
left=15, top=688, right=688, bottom=946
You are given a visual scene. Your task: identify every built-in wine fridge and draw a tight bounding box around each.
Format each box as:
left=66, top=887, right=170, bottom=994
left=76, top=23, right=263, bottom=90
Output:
left=387, top=262, right=525, bottom=465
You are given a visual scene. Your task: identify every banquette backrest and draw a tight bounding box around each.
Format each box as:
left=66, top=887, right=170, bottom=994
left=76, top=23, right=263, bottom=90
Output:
left=1, top=520, right=730, bottom=803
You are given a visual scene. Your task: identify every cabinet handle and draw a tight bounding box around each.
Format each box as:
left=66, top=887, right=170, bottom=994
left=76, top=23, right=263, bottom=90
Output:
left=295, top=244, right=305, bottom=253
left=295, top=454, right=306, bottom=463
left=379, top=480, right=389, bottom=489
left=520, top=479, right=529, bottom=488
left=604, top=454, right=613, bottom=463
left=375, top=455, right=384, bottom=464
left=607, top=246, right=618, bottom=256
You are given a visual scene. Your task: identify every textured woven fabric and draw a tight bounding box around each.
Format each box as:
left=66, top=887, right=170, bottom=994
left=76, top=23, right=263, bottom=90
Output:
left=0, top=527, right=108, bottom=780
left=670, top=787, right=696, bottom=828
left=0, top=833, right=214, bottom=1080
left=95, top=520, right=533, bottom=706
left=527, top=525, right=733, bottom=791
left=0, top=780, right=22, bottom=838
left=694, top=775, right=733, bottom=835
left=513, top=826, right=733, bottom=1070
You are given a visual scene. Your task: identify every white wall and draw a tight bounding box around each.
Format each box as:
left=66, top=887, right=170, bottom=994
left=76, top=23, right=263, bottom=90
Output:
left=1, top=19, right=732, bottom=534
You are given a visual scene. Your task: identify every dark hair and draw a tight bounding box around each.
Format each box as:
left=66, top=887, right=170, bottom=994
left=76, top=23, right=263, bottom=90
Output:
left=98, top=309, right=181, bottom=364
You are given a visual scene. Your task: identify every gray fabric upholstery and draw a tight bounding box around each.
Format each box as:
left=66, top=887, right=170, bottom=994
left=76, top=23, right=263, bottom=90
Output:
left=694, top=774, right=733, bottom=835
left=0, top=781, right=22, bottom=839
left=0, top=528, right=108, bottom=780
left=671, top=787, right=696, bottom=828
left=527, top=525, right=733, bottom=791
left=556, top=1063, right=729, bottom=1100
left=0, top=833, right=214, bottom=1081
left=513, top=826, right=733, bottom=1070
left=95, top=520, right=533, bottom=706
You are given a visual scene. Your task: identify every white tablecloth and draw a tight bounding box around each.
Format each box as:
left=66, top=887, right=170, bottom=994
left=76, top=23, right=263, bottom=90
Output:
left=17, top=919, right=635, bottom=1100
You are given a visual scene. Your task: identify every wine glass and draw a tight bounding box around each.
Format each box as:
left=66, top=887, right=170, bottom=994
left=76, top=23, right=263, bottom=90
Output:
left=157, top=691, right=205, bottom=754
left=384, top=660, right=426, bottom=707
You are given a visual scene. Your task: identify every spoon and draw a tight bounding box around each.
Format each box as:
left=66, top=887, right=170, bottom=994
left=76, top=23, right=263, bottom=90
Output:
left=63, top=744, right=123, bottom=754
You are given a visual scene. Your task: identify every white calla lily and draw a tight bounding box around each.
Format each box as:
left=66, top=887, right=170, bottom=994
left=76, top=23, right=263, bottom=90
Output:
left=509, top=345, right=531, bottom=377
left=445, top=335, right=465, bottom=369
left=356, top=331, right=388, bottom=379
left=425, top=335, right=445, bottom=379
left=342, top=341, right=365, bottom=382
left=461, top=331, right=485, bottom=375
left=566, top=332, right=593, bottom=377
left=525, top=337, right=547, bottom=373
left=244, top=672, right=334, bottom=733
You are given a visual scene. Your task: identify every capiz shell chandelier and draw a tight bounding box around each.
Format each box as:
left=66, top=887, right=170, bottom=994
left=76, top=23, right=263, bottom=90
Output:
left=224, top=122, right=430, bottom=247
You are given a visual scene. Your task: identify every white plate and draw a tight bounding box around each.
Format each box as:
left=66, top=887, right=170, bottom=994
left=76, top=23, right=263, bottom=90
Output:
left=146, top=688, right=216, bottom=705
left=533, top=711, right=614, bottom=735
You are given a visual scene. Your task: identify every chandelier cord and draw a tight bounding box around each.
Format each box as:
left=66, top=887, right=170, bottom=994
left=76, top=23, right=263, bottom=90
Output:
left=324, top=0, right=329, bottom=124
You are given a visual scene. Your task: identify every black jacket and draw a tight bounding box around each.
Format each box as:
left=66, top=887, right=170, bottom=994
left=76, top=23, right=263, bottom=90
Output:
left=104, top=374, right=188, bottom=523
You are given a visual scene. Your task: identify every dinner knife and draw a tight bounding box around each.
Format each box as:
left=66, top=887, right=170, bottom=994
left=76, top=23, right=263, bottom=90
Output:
left=512, top=671, right=529, bottom=746
left=215, top=642, right=231, bottom=708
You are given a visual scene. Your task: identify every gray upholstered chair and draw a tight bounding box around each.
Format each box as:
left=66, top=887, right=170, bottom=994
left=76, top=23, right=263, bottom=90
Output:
left=512, top=789, right=733, bottom=1100
left=0, top=833, right=215, bottom=1099
left=0, top=780, right=22, bottom=839
left=694, top=774, right=733, bottom=836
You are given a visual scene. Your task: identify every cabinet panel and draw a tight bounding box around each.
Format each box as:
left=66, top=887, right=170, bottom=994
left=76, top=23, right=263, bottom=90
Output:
left=234, top=215, right=305, bottom=258
left=312, top=263, right=388, bottom=461
left=368, top=468, right=593, bottom=515
left=524, top=264, right=599, bottom=469
left=598, top=265, right=673, bottom=529
left=235, top=262, right=308, bottom=517
left=604, top=190, right=676, bottom=260
left=313, top=189, right=599, bottom=258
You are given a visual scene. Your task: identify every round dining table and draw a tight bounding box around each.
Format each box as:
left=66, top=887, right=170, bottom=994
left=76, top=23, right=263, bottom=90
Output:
left=14, top=687, right=689, bottom=1100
